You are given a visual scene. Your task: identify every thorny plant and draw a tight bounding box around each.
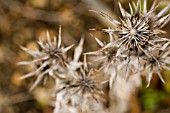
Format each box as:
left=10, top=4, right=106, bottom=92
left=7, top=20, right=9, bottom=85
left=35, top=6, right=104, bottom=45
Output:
left=18, top=26, right=74, bottom=91
left=18, top=0, right=170, bottom=113
left=89, top=0, right=170, bottom=86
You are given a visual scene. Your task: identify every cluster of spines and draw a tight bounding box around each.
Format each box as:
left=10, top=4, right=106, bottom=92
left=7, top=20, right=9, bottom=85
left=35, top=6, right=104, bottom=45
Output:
left=18, top=0, right=170, bottom=112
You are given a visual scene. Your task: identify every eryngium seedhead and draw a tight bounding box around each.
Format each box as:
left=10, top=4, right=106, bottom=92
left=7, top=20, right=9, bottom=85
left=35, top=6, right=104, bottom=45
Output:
left=56, top=58, right=107, bottom=102
left=18, top=26, right=73, bottom=91
left=143, top=41, right=170, bottom=87
left=86, top=33, right=143, bottom=88
left=85, top=33, right=120, bottom=70
left=90, top=0, right=170, bottom=86
left=90, top=0, right=170, bottom=59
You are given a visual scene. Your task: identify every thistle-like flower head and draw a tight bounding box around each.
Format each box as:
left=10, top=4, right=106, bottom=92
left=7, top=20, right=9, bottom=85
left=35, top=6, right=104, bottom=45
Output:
left=90, top=0, right=170, bottom=58
left=144, top=42, right=170, bottom=87
left=18, top=26, right=73, bottom=91
left=57, top=57, right=106, bottom=102
left=90, top=0, right=170, bottom=86
left=54, top=38, right=106, bottom=113
left=85, top=34, right=120, bottom=69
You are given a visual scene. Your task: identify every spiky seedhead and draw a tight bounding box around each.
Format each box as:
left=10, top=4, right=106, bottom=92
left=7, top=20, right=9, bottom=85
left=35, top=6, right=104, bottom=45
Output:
left=85, top=33, right=124, bottom=73
left=90, top=0, right=170, bottom=58
left=18, top=26, right=73, bottom=91
left=90, top=0, right=170, bottom=86
left=57, top=59, right=106, bottom=102
left=144, top=42, right=170, bottom=87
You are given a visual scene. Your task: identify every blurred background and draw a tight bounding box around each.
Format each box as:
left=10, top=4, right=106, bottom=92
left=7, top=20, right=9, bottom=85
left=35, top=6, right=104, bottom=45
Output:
left=0, top=0, right=170, bottom=113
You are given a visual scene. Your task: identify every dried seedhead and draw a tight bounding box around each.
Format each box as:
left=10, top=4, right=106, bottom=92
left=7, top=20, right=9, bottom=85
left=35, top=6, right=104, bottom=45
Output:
left=18, top=26, right=73, bottom=91
left=56, top=58, right=106, bottom=102
left=89, top=0, right=170, bottom=86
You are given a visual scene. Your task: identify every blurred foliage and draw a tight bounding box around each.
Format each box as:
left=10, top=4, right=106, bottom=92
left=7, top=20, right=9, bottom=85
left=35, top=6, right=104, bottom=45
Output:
left=140, top=86, right=167, bottom=112
left=0, top=0, right=170, bottom=113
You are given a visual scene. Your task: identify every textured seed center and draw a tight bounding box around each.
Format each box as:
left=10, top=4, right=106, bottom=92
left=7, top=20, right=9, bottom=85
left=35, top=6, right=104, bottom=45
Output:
left=130, top=29, right=137, bottom=36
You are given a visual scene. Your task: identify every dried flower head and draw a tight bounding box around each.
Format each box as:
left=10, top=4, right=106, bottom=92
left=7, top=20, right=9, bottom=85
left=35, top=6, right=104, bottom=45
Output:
left=86, top=33, right=119, bottom=69
left=90, top=0, right=170, bottom=60
left=144, top=42, right=170, bottom=87
left=18, top=26, right=73, bottom=91
left=57, top=57, right=106, bottom=102
left=53, top=55, right=108, bottom=113
left=90, top=0, right=170, bottom=86
left=86, top=33, right=144, bottom=88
